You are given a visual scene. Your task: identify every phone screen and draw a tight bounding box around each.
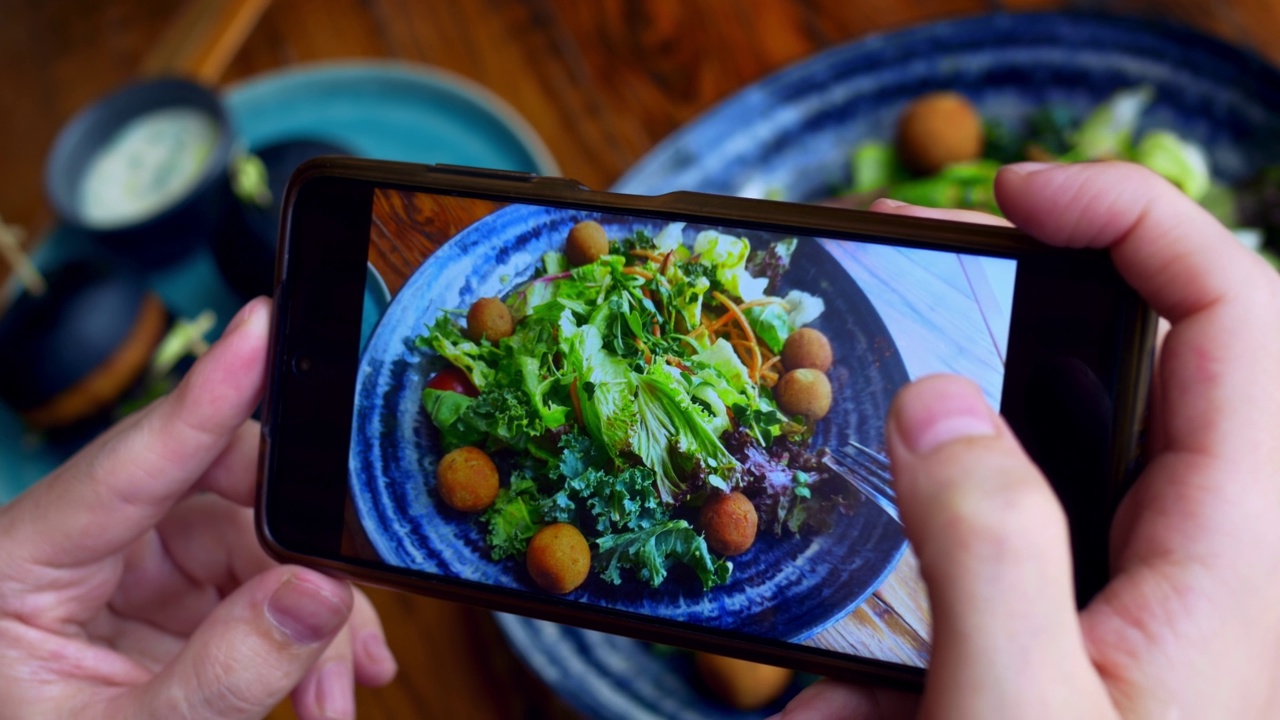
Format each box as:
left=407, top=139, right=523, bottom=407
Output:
left=344, top=188, right=1018, bottom=669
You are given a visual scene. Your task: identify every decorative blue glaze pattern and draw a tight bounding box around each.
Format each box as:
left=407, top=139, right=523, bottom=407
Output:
left=349, top=203, right=909, bottom=641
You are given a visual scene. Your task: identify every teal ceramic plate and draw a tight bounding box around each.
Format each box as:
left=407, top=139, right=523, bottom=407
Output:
left=0, top=61, right=558, bottom=502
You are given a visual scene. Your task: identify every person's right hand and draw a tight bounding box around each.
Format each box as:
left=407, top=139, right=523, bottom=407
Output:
left=775, top=161, right=1280, bottom=719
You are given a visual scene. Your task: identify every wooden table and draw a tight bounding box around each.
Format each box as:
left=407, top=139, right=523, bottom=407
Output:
left=3, top=1, right=1278, bottom=718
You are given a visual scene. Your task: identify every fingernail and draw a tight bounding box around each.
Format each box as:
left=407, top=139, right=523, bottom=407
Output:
left=895, top=378, right=996, bottom=454
left=266, top=576, right=349, bottom=645
left=317, top=661, right=355, bottom=720
left=361, top=630, right=398, bottom=676
left=1003, top=161, right=1059, bottom=176
left=872, top=197, right=908, bottom=208
left=225, top=298, right=265, bottom=337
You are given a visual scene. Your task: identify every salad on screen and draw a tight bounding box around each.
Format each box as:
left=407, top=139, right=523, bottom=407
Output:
left=412, top=221, right=858, bottom=595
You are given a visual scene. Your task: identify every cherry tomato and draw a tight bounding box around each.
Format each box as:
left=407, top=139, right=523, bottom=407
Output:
left=426, top=366, right=479, bottom=397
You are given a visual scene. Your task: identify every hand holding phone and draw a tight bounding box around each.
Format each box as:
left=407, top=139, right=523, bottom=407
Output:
left=781, top=163, right=1280, bottom=717
left=259, top=158, right=1153, bottom=686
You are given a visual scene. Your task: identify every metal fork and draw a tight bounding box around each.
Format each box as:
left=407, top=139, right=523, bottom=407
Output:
left=824, top=440, right=900, bottom=524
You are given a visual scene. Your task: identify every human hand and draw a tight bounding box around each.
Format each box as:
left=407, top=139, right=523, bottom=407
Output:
left=0, top=298, right=397, bottom=720
left=774, top=162, right=1280, bottom=719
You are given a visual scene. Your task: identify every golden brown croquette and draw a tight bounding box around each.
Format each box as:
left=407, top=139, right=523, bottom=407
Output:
left=565, top=220, right=610, bottom=267
left=527, top=523, right=591, bottom=594
left=700, top=491, right=758, bottom=556
left=896, top=91, right=984, bottom=175
left=774, top=368, right=832, bottom=421
left=781, top=327, right=833, bottom=373
left=436, top=446, right=500, bottom=512
left=694, top=652, right=794, bottom=710
left=466, top=297, right=514, bottom=343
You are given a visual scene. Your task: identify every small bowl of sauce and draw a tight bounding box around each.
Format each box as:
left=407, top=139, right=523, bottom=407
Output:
left=45, top=78, right=234, bottom=265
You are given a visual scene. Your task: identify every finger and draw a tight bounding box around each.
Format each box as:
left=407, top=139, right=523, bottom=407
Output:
left=996, top=161, right=1280, bottom=461
left=105, top=566, right=353, bottom=720
left=110, top=495, right=271, bottom=636
left=996, top=161, right=1272, bottom=321
left=770, top=679, right=917, bottom=719
left=293, top=624, right=355, bottom=720
left=869, top=197, right=1014, bottom=227
left=350, top=586, right=397, bottom=687
left=0, top=298, right=271, bottom=570
left=290, top=587, right=395, bottom=720
left=197, top=419, right=263, bottom=507
left=887, top=375, right=1112, bottom=717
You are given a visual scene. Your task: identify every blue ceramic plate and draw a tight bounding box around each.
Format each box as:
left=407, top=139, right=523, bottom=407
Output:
left=0, top=61, right=558, bottom=502
left=493, top=613, right=812, bottom=720
left=350, top=203, right=909, bottom=640
left=499, top=12, right=1280, bottom=719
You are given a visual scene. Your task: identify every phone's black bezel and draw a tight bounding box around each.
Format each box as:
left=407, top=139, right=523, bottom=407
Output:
left=258, top=158, right=1156, bottom=690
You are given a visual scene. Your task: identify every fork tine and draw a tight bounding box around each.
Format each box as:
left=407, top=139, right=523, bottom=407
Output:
left=838, top=441, right=894, bottom=491
left=824, top=449, right=900, bottom=524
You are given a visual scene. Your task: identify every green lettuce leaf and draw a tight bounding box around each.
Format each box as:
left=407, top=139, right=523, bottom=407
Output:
left=693, top=230, right=769, bottom=302
left=418, top=315, right=497, bottom=390
left=744, top=303, right=792, bottom=354
left=581, top=379, right=639, bottom=456
left=633, top=365, right=736, bottom=503
left=1134, top=129, right=1211, bottom=201
left=1067, top=85, right=1153, bottom=161
left=421, top=388, right=486, bottom=450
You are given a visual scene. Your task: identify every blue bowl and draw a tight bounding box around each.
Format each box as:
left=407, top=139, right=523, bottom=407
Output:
left=44, top=77, right=235, bottom=266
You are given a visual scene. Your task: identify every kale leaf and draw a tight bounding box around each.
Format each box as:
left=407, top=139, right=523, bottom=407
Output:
left=594, top=520, right=732, bottom=590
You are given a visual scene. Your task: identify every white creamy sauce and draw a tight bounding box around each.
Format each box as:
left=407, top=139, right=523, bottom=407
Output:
left=77, top=107, right=219, bottom=228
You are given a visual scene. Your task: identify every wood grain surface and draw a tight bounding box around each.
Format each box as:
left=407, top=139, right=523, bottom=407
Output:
left=2, top=1, right=1278, bottom=718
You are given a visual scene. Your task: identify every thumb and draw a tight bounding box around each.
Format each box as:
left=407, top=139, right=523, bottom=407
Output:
left=112, top=566, right=353, bottom=720
left=888, top=375, right=1110, bottom=718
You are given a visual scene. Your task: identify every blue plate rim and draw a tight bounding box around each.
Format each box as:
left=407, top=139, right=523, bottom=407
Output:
left=614, top=10, right=1280, bottom=194
left=222, top=59, right=562, bottom=176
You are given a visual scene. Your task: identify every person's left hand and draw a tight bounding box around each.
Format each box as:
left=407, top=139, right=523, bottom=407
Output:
left=0, top=297, right=397, bottom=720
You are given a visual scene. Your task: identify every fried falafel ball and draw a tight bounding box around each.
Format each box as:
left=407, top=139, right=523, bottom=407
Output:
left=527, top=523, right=591, bottom=594
left=466, top=296, right=514, bottom=343
left=565, top=220, right=609, bottom=267
left=896, top=91, right=984, bottom=175
left=781, top=327, right=833, bottom=373
left=699, top=491, right=758, bottom=556
left=436, top=446, right=500, bottom=512
left=694, top=652, right=795, bottom=711
left=774, top=368, right=832, bottom=421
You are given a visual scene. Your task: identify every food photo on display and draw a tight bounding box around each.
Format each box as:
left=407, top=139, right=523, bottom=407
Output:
left=348, top=189, right=1013, bottom=661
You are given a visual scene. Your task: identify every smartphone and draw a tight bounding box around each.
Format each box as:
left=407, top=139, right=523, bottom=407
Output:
left=257, top=159, right=1155, bottom=688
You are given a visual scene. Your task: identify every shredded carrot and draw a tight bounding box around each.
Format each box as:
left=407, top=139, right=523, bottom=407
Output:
left=738, top=298, right=783, bottom=311
left=659, top=250, right=675, bottom=276
left=652, top=323, right=661, bottom=338
left=711, top=290, right=761, bottom=380
left=569, top=377, right=585, bottom=427
left=628, top=249, right=666, bottom=262
left=665, top=356, right=693, bottom=374
left=633, top=337, right=652, bottom=365
left=623, top=266, right=654, bottom=280
left=760, top=355, right=782, bottom=372
left=707, top=312, right=736, bottom=333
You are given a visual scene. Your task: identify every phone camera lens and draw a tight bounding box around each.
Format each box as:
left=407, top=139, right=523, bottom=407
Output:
left=293, top=355, right=313, bottom=375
